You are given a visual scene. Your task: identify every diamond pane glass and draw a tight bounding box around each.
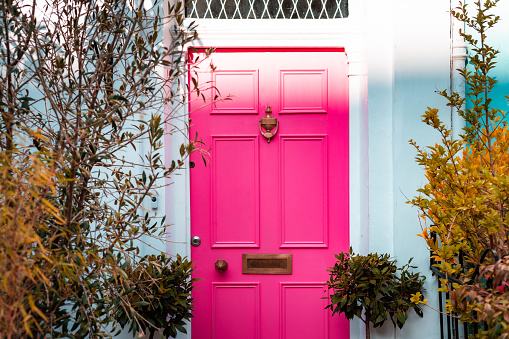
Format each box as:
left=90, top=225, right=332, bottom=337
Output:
left=186, top=0, right=348, bottom=19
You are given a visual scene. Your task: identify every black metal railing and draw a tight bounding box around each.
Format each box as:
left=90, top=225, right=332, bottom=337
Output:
left=429, top=246, right=466, bottom=339
left=429, top=232, right=498, bottom=339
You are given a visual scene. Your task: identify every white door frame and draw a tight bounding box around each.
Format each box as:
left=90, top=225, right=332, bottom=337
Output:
left=163, top=2, right=369, bottom=338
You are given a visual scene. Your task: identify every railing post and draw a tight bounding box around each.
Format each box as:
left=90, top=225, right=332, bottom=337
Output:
left=438, top=279, right=444, bottom=339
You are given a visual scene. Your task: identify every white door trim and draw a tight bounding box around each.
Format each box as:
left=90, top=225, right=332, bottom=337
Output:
left=164, top=3, right=369, bottom=338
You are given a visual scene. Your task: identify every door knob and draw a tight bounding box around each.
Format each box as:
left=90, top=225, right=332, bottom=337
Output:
left=191, top=236, right=201, bottom=247
left=259, top=106, right=278, bottom=143
left=215, top=259, right=228, bottom=272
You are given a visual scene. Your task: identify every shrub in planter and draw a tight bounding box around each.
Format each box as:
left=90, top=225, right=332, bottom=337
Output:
left=113, top=254, right=197, bottom=339
left=326, top=248, right=425, bottom=339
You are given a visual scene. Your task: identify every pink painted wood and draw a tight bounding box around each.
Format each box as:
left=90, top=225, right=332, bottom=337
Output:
left=189, top=48, right=349, bottom=339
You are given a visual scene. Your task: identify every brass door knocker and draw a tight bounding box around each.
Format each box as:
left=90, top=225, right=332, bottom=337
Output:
left=259, top=106, right=278, bottom=143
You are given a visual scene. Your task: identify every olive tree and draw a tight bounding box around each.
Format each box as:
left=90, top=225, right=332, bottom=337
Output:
left=0, top=0, right=209, bottom=337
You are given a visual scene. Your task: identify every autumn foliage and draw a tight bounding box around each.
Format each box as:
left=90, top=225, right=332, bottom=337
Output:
left=409, top=0, right=509, bottom=336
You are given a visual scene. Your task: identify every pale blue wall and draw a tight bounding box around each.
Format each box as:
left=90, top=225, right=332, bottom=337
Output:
left=368, top=1, right=452, bottom=338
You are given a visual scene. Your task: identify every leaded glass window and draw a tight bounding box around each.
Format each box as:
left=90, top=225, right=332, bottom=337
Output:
left=186, top=0, right=348, bottom=19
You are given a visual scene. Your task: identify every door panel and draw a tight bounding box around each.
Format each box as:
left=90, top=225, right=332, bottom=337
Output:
left=280, top=135, right=328, bottom=247
left=212, top=283, right=260, bottom=339
left=211, top=135, right=259, bottom=247
left=189, top=48, right=349, bottom=339
left=281, top=283, right=329, bottom=339
left=279, top=70, right=328, bottom=113
left=211, top=70, right=259, bottom=114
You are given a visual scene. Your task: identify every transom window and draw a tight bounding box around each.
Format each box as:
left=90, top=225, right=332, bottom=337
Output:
left=185, top=0, right=348, bottom=19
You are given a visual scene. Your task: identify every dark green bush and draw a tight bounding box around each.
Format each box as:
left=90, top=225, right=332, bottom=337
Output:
left=114, top=254, right=197, bottom=339
left=326, top=248, right=425, bottom=339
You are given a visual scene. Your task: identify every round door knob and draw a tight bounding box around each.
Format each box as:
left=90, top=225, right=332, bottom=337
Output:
left=191, top=236, right=201, bottom=247
left=215, top=259, right=228, bottom=272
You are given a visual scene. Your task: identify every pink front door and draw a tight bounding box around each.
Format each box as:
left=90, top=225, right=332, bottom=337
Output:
left=189, top=48, right=349, bottom=339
